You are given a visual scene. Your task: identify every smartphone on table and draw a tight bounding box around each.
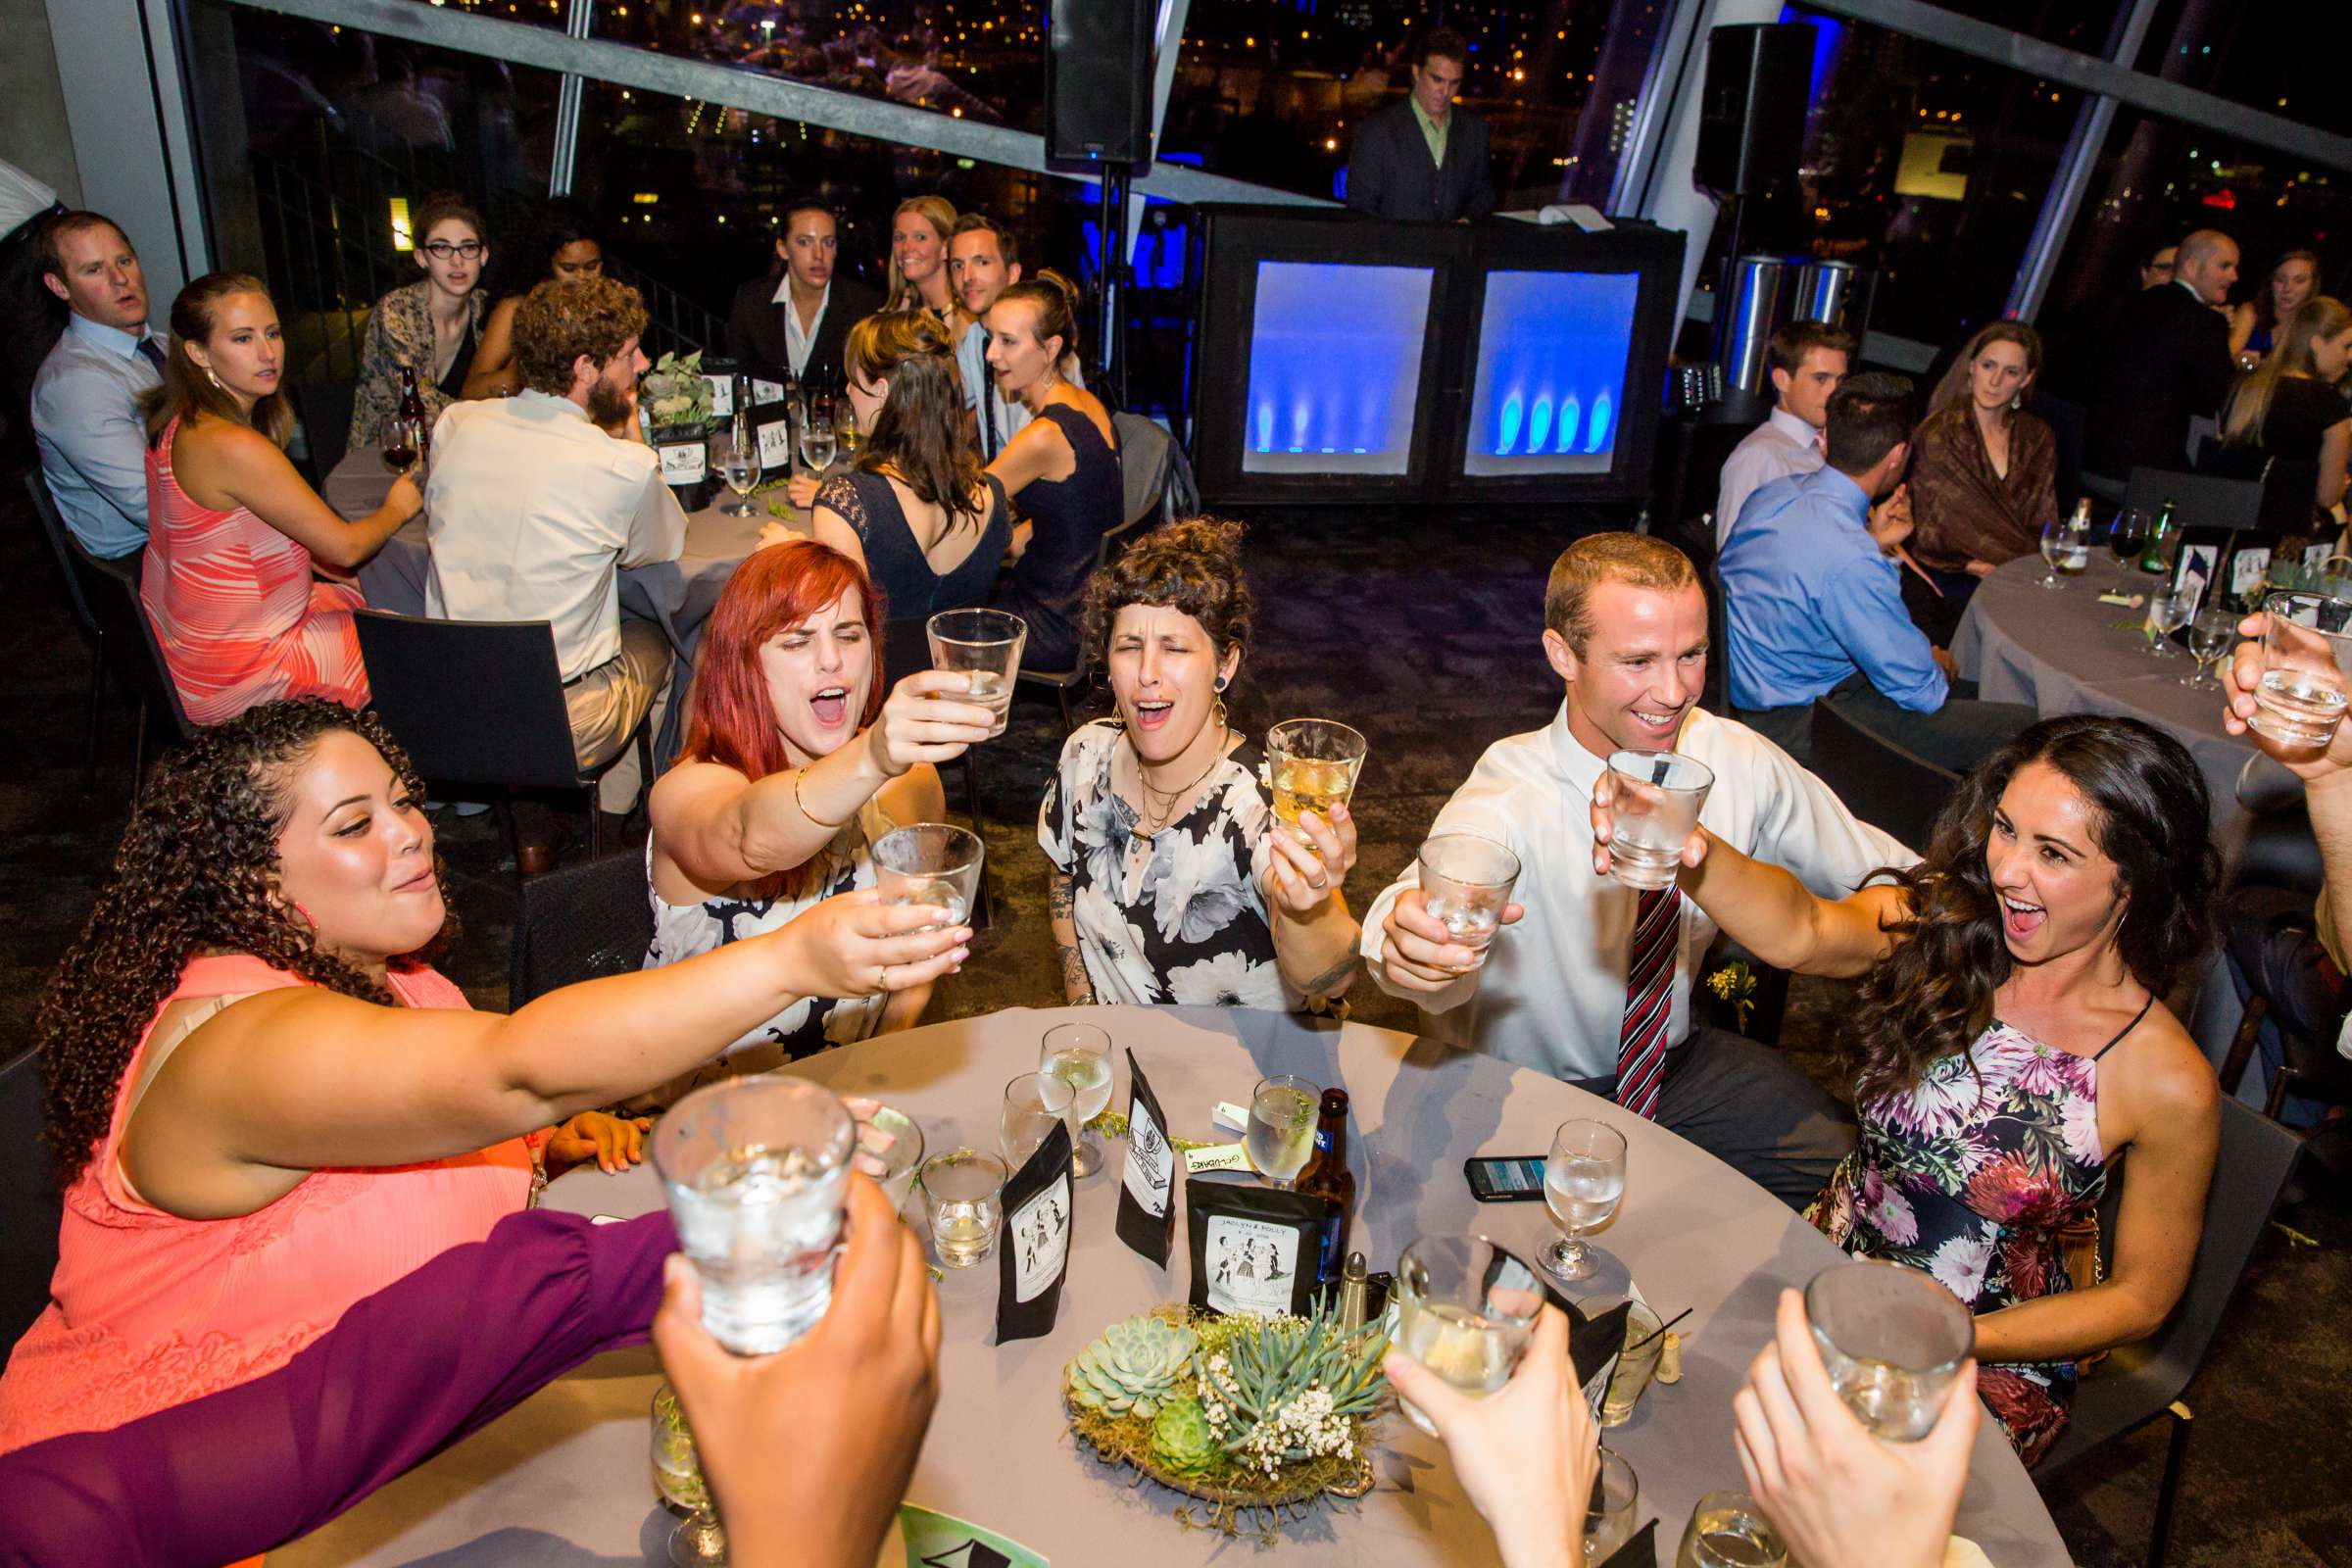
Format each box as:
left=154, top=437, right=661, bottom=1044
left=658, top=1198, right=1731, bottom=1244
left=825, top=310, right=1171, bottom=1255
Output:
left=1463, top=1154, right=1546, bottom=1202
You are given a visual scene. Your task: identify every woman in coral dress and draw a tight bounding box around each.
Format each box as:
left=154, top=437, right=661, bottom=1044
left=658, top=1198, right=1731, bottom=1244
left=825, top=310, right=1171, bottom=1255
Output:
left=138, top=272, right=419, bottom=724
left=0, top=700, right=970, bottom=1452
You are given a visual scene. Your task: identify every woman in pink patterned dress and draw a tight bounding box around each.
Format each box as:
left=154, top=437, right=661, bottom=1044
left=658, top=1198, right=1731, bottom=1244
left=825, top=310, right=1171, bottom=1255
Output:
left=0, top=700, right=969, bottom=1453
left=139, top=272, right=421, bottom=724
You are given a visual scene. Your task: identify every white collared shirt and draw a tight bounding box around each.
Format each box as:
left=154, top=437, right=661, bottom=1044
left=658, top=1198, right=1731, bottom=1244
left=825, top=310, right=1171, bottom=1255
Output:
left=423, top=391, right=687, bottom=681
left=1359, top=703, right=1913, bottom=1081
left=772, top=276, right=830, bottom=379
left=1715, top=406, right=1826, bottom=550
left=32, top=314, right=165, bottom=559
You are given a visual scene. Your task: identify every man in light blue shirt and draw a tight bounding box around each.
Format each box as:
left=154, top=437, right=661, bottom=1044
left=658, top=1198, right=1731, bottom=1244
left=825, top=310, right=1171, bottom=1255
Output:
left=31, top=212, right=164, bottom=563
left=1720, top=371, right=2034, bottom=771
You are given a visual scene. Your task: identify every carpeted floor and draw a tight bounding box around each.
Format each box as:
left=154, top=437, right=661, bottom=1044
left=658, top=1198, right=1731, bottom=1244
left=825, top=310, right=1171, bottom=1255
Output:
left=5, top=484, right=2347, bottom=1563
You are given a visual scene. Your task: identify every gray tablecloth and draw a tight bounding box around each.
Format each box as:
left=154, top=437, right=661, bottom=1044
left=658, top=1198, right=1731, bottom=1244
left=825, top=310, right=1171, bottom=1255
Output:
left=1950, top=554, right=2287, bottom=834
left=270, top=1005, right=2069, bottom=1568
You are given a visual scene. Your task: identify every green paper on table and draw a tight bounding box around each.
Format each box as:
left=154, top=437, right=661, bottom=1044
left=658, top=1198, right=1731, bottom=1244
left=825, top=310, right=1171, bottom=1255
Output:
left=899, top=1501, right=1050, bottom=1567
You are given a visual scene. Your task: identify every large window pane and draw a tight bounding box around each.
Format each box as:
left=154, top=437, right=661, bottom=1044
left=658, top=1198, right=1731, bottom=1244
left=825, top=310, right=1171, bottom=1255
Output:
left=2127, top=0, right=2352, bottom=135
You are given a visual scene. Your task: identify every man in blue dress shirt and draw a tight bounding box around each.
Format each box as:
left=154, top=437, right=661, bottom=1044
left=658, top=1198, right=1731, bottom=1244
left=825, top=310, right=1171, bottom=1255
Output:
left=30, top=211, right=165, bottom=564
left=1719, top=371, right=2034, bottom=770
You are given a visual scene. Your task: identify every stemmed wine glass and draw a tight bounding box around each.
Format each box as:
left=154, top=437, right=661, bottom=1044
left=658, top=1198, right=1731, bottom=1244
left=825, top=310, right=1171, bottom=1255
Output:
left=1038, top=1022, right=1113, bottom=1177
left=2181, top=607, right=2236, bottom=689
left=2144, top=584, right=2195, bottom=659
left=2037, top=513, right=2090, bottom=589
left=1540, top=1118, right=1626, bottom=1283
left=2108, top=508, right=2150, bottom=582
left=799, top=395, right=837, bottom=476
left=832, top=389, right=862, bottom=462
left=712, top=423, right=759, bottom=517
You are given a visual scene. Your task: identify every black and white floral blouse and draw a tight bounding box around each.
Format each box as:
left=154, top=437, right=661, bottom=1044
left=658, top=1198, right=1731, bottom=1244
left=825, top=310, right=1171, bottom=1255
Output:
left=1039, top=719, right=1301, bottom=1009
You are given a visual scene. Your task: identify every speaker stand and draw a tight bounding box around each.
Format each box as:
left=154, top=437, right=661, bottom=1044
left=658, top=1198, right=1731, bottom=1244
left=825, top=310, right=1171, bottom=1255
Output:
left=1095, top=166, right=1136, bottom=412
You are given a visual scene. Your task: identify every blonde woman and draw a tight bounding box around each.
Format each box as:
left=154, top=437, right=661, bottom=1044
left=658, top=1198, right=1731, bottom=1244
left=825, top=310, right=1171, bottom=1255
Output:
left=2230, top=249, right=2319, bottom=365
left=2221, top=294, right=2352, bottom=524
left=884, top=195, right=957, bottom=323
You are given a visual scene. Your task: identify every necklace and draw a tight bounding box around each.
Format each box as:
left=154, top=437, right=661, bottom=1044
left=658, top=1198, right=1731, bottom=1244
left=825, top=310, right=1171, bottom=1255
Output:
left=1129, top=728, right=1229, bottom=841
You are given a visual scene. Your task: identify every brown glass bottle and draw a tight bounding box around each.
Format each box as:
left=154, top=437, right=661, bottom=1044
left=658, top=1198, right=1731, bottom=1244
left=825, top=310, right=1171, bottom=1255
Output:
left=1296, top=1088, right=1355, bottom=1287
left=386, top=363, right=429, bottom=470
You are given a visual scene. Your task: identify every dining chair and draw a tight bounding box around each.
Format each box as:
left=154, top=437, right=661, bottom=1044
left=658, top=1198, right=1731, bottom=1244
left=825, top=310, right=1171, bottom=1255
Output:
left=1806, top=702, right=1962, bottom=854
left=291, top=374, right=357, bottom=487
left=0, top=1044, right=63, bottom=1348
left=2122, top=466, right=2263, bottom=533
left=2035, top=1098, right=2302, bottom=1567
left=509, top=849, right=658, bottom=1011
left=352, top=611, right=654, bottom=872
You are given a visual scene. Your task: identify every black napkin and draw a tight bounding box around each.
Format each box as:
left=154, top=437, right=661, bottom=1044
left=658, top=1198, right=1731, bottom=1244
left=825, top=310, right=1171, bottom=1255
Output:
left=1113, top=1049, right=1176, bottom=1267
left=1595, top=1519, right=1658, bottom=1568
left=995, top=1118, right=1073, bottom=1344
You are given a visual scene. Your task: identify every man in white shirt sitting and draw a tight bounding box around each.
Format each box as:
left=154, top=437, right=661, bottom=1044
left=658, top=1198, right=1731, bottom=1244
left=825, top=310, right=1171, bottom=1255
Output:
left=29, top=211, right=165, bottom=564
left=1714, top=320, right=1852, bottom=552
left=1362, top=533, right=1913, bottom=1206
left=425, top=276, right=686, bottom=849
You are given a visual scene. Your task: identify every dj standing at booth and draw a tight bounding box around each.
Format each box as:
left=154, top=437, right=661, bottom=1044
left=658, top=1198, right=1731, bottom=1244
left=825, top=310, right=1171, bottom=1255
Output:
left=1345, top=30, right=1494, bottom=224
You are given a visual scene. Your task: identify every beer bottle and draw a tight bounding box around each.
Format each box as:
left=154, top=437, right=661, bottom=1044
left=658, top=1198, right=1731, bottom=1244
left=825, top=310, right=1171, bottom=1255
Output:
left=2137, top=498, right=2177, bottom=575
left=394, top=363, right=430, bottom=462
left=1295, top=1089, right=1355, bottom=1287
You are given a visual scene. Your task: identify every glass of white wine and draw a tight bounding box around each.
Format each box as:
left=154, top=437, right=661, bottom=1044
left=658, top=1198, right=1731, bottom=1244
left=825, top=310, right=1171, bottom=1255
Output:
left=1540, top=1118, right=1626, bottom=1283
left=1266, top=718, right=1367, bottom=856
left=799, top=396, right=837, bottom=474
left=2180, top=607, right=2236, bottom=691
left=1803, top=1259, right=1975, bottom=1443
left=712, top=423, right=759, bottom=517
left=2143, top=585, right=2194, bottom=659
left=1675, top=1492, right=1787, bottom=1568
left=1039, top=1021, right=1114, bottom=1177
left=2036, top=513, right=2090, bottom=589
left=1392, top=1236, right=1544, bottom=1437
left=1245, top=1073, right=1319, bottom=1189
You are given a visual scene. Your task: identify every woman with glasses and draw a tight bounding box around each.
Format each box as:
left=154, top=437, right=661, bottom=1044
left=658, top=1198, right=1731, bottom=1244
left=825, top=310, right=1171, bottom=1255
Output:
left=348, top=192, right=489, bottom=449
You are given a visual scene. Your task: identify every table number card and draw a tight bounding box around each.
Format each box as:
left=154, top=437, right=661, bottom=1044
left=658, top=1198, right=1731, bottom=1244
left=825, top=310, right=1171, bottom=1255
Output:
left=657, top=440, right=706, bottom=485
left=996, top=1117, right=1072, bottom=1344
left=898, top=1502, right=1050, bottom=1568
left=752, top=377, right=787, bottom=407
left=703, top=374, right=734, bottom=417
left=756, top=417, right=794, bottom=471
left=1114, top=1050, right=1175, bottom=1266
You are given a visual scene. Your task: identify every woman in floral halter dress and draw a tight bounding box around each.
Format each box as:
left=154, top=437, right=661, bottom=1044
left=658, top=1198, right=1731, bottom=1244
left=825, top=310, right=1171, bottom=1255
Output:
left=1594, top=714, right=2222, bottom=1466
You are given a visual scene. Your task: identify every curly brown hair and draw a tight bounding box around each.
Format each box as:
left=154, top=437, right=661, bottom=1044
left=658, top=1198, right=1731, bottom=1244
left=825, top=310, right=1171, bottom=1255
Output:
left=512, top=275, right=648, bottom=396
left=38, top=700, right=454, bottom=1189
left=1080, top=514, right=1251, bottom=667
left=1843, top=714, right=2217, bottom=1106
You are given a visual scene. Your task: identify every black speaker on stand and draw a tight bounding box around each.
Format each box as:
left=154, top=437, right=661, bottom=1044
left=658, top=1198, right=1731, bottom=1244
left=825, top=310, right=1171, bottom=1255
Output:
left=1047, top=0, right=1154, bottom=410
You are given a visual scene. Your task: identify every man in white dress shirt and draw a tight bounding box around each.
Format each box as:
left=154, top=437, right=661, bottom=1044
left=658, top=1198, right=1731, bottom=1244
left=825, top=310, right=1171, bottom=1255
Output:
left=425, top=276, right=685, bottom=837
left=1363, top=533, right=1913, bottom=1205
left=1714, top=321, right=1852, bottom=551
left=29, top=211, right=165, bottom=563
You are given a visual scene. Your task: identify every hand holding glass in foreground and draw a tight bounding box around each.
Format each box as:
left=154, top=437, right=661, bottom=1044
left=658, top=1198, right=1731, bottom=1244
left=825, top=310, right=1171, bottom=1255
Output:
left=1379, top=883, right=1529, bottom=990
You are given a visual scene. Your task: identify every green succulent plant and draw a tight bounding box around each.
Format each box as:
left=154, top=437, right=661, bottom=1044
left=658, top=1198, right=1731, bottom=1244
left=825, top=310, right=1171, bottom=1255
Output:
left=1208, top=1301, right=1390, bottom=1458
left=1069, top=1314, right=1198, bottom=1419
left=1149, top=1396, right=1219, bottom=1476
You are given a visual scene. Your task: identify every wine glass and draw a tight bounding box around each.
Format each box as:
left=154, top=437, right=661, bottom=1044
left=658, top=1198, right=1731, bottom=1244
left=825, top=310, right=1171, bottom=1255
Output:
left=2037, top=514, right=2089, bottom=589
left=1038, top=1022, right=1113, bottom=1178
left=831, top=390, right=862, bottom=462
left=1539, top=1118, right=1626, bottom=1282
left=799, top=397, right=837, bottom=474
left=2144, top=584, right=2194, bottom=659
left=2181, top=607, right=2235, bottom=690
left=2108, top=507, right=2149, bottom=579
left=1000, top=1071, right=1074, bottom=1167
left=1245, top=1073, right=1319, bottom=1190
left=712, top=424, right=759, bottom=517
left=651, top=1383, right=725, bottom=1566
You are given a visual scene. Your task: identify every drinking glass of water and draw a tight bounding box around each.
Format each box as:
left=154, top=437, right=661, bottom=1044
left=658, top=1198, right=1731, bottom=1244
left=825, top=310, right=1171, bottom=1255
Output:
left=652, top=1075, right=855, bottom=1355
left=925, top=608, right=1026, bottom=735
left=2142, top=585, right=2194, bottom=659
left=1000, top=1070, right=1075, bottom=1167
left=1803, top=1259, right=1975, bottom=1442
left=1392, top=1236, right=1544, bottom=1437
left=2248, top=592, right=2352, bottom=761
left=1538, top=1118, right=1626, bottom=1282
left=1038, top=1021, right=1115, bottom=1178
left=871, top=823, right=983, bottom=931
left=1266, top=719, right=1368, bottom=855
left=799, top=397, right=837, bottom=473
left=918, top=1149, right=1006, bottom=1268
left=1584, top=1447, right=1642, bottom=1561
left=1245, top=1073, right=1319, bottom=1190
left=1416, top=833, right=1519, bottom=962
left=850, top=1101, right=924, bottom=1214
left=712, top=424, right=759, bottom=517
left=1605, top=750, right=1715, bottom=891
left=2180, top=607, right=2236, bottom=690
left=1675, top=1492, right=1788, bottom=1568
left=2036, top=513, right=2090, bottom=589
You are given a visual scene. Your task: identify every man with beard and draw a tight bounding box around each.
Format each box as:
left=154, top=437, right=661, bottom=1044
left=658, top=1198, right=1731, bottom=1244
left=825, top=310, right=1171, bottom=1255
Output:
left=424, top=276, right=685, bottom=863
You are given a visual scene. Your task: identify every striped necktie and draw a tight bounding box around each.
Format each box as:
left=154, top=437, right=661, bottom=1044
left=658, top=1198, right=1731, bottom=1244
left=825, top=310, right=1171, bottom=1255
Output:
left=1615, top=886, right=1681, bottom=1118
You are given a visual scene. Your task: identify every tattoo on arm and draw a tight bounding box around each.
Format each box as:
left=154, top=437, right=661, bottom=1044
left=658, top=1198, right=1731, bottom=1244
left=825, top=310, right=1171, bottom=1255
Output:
left=1294, top=949, right=1360, bottom=1002
left=1049, top=871, right=1075, bottom=923
left=1058, top=942, right=1095, bottom=1004
left=1050, top=870, right=1093, bottom=1002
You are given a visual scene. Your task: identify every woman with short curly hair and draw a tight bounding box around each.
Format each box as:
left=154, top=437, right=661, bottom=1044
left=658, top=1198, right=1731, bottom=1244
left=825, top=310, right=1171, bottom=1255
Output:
left=1038, top=516, right=1362, bottom=1008
left=0, top=699, right=966, bottom=1453
left=1594, top=713, right=2222, bottom=1467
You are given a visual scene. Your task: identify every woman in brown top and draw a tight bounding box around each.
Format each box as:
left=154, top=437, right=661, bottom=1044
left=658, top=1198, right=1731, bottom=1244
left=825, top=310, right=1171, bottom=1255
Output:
left=1909, top=321, right=2059, bottom=581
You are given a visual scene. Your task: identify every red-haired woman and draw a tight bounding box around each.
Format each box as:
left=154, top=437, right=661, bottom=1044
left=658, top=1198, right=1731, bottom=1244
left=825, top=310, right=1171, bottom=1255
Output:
left=638, top=539, right=998, bottom=1102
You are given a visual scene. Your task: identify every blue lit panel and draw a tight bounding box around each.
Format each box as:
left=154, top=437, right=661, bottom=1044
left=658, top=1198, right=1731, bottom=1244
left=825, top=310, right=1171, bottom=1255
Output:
left=1242, top=261, right=1435, bottom=475
left=1462, top=270, right=1642, bottom=477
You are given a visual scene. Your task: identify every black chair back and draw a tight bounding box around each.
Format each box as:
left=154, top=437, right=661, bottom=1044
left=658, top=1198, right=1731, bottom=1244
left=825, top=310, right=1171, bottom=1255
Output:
left=2193, top=438, right=2321, bottom=535
left=2123, top=466, right=2264, bottom=532
left=1112, top=412, right=1176, bottom=532
left=25, top=471, right=96, bottom=634
left=2035, top=392, right=2088, bottom=516
left=33, top=477, right=195, bottom=748
left=293, top=376, right=357, bottom=486
left=509, top=849, right=658, bottom=1011
left=0, top=1046, right=63, bottom=1348
left=352, top=611, right=582, bottom=791
left=2041, top=1098, right=2301, bottom=1473
left=1806, top=702, right=1960, bottom=853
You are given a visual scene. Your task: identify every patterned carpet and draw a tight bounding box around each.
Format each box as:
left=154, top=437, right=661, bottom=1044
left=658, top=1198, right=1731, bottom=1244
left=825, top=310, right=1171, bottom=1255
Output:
left=5, top=487, right=2347, bottom=1563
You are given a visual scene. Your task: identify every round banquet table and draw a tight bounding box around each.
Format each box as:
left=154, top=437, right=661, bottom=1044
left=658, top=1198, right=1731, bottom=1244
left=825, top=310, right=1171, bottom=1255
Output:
left=269, top=1005, right=2072, bottom=1567
left=1950, top=553, right=2295, bottom=836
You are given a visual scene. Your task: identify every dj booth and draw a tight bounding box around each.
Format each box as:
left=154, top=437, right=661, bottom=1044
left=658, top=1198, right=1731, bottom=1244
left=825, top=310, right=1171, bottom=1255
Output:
left=1184, top=206, right=1685, bottom=508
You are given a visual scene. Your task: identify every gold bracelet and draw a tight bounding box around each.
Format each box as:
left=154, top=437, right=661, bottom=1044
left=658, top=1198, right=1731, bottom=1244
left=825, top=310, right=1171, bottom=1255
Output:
left=794, top=766, right=854, bottom=829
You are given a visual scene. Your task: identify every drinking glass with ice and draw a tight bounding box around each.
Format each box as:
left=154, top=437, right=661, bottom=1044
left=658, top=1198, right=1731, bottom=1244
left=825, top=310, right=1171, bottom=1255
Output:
left=2247, top=592, right=2352, bottom=762
left=925, top=609, right=1026, bottom=735
left=653, top=1075, right=856, bottom=1355
left=1392, top=1236, right=1544, bottom=1437
left=872, top=823, right=983, bottom=931
left=1803, top=1259, right=1975, bottom=1442
left=1605, top=750, right=1714, bottom=891
left=1416, top=833, right=1520, bottom=960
